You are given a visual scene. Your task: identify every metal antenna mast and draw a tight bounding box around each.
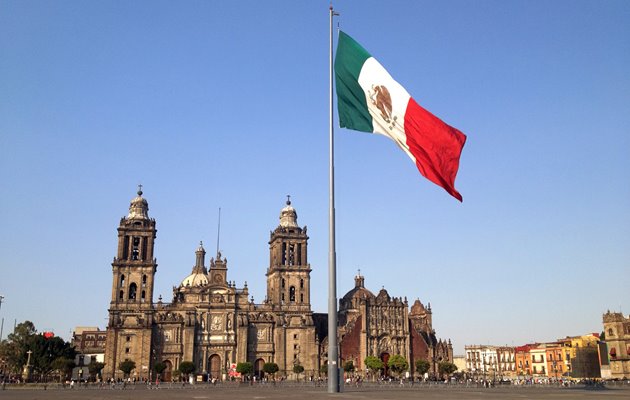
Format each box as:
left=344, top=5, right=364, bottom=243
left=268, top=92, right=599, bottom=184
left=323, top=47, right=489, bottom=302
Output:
left=216, top=207, right=221, bottom=256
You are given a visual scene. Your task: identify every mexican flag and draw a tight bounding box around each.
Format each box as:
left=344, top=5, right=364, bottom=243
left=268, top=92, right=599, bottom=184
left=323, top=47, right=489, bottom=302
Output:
left=335, top=31, right=467, bottom=202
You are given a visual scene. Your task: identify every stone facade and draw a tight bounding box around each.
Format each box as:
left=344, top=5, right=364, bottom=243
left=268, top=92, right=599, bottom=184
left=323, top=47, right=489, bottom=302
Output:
left=603, top=311, right=630, bottom=379
left=103, top=191, right=318, bottom=380
left=102, top=190, right=453, bottom=381
left=336, top=275, right=453, bottom=378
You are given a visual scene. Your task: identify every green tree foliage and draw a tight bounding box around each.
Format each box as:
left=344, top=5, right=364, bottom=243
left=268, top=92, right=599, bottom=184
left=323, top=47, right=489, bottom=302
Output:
left=387, top=354, right=409, bottom=378
left=262, top=362, right=279, bottom=377
left=88, top=361, right=105, bottom=381
left=293, top=364, right=304, bottom=381
left=154, top=361, right=167, bottom=378
left=364, top=356, right=384, bottom=380
left=236, top=362, right=253, bottom=377
left=51, top=357, right=75, bottom=382
left=118, top=360, right=136, bottom=377
left=172, top=370, right=181, bottom=382
left=0, top=321, right=37, bottom=373
left=415, top=359, right=431, bottom=377
left=438, top=361, right=458, bottom=378
left=178, top=361, right=195, bottom=379
left=343, top=360, right=355, bottom=373
left=319, top=364, right=328, bottom=375
left=0, top=321, right=75, bottom=378
left=31, top=335, right=76, bottom=377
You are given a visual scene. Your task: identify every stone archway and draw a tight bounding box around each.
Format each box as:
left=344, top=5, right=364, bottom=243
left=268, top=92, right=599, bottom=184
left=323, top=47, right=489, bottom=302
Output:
left=209, top=354, right=222, bottom=379
left=254, top=358, right=265, bottom=379
left=163, top=360, right=173, bottom=382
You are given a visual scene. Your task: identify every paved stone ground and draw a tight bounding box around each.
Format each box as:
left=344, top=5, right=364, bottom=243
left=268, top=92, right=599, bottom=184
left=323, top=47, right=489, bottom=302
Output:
left=1, top=383, right=629, bottom=400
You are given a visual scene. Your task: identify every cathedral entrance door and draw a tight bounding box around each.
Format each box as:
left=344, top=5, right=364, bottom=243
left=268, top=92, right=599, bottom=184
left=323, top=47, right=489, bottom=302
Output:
left=163, top=360, right=173, bottom=382
left=254, top=358, right=265, bottom=379
left=209, top=354, right=221, bottom=379
left=380, top=353, right=390, bottom=377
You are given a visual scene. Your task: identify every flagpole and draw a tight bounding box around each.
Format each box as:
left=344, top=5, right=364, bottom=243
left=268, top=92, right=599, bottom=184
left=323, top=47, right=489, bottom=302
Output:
left=327, top=4, right=339, bottom=394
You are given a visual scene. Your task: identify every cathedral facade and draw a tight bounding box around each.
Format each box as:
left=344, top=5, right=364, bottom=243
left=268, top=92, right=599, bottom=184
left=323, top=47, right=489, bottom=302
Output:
left=103, top=190, right=452, bottom=380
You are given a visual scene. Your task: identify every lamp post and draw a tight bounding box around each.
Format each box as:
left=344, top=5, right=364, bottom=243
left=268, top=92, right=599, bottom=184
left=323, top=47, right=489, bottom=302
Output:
left=0, top=295, right=4, bottom=342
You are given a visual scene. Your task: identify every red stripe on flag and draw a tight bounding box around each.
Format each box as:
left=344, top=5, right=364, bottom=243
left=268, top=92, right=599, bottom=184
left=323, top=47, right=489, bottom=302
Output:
left=403, top=98, right=467, bottom=201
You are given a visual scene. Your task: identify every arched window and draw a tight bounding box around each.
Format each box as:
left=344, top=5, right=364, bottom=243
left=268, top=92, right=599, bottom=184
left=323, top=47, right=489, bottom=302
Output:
left=142, top=275, right=147, bottom=287
left=141, top=290, right=146, bottom=302
left=119, top=290, right=124, bottom=300
left=129, top=283, right=137, bottom=300
left=120, top=274, right=125, bottom=287
left=289, top=286, right=296, bottom=302
left=132, top=237, right=140, bottom=260
left=610, top=347, right=617, bottom=358
left=300, top=293, right=304, bottom=303
left=300, top=279, right=304, bottom=289
left=282, top=278, right=285, bottom=288
left=608, top=328, right=614, bottom=336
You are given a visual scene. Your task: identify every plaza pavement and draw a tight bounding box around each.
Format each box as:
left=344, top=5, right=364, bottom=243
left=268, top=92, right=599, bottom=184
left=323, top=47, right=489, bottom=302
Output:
left=1, top=383, right=629, bottom=400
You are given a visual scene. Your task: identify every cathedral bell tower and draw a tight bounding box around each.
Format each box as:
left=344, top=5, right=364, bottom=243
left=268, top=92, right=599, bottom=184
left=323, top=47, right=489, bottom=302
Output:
left=266, top=196, right=311, bottom=311
left=109, top=186, right=157, bottom=309
left=104, top=186, right=157, bottom=380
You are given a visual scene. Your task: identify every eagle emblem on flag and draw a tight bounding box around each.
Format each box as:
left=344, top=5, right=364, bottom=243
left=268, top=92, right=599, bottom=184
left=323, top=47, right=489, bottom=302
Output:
left=369, top=84, right=398, bottom=130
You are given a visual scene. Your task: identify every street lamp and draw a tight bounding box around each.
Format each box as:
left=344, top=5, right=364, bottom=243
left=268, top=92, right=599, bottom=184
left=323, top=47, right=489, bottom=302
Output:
left=0, top=295, right=4, bottom=341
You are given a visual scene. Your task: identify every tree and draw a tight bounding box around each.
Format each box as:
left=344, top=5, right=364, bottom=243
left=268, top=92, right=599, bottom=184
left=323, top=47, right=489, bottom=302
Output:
left=343, top=360, right=355, bottom=374
left=364, top=356, right=384, bottom=381
left=236, top=362, right=253, bottom=380
left=51, top=357, right=75, bottom=382
left=388, top=354, right=409, bottom=378
left=118, top=360, right=136, bottom=378
left=438, top=361, right=458, bottom=379
left=293, top=364, right=304, bottom=381
left=172, top=370, right=181, bottom=382
left=178, top=361, right=195, bottom=381
left=415, top=359, right=431, bottom=379
left=154, top=362, right=167, bottom=380
left=319, top=364, right=328, bottom=376
left=0, top=321, right=75, bottom=380
left=0, top=321, right=37, bottom=374
left=30, top=334, right=75, bottom=379
left=262, top=362, right=279, bottom=379
left=88, top=362, right=105, bottom=381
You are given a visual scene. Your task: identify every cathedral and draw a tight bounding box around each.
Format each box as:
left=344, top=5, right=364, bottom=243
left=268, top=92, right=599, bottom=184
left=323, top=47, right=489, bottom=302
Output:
left=103, top=189, right=452, bottom=381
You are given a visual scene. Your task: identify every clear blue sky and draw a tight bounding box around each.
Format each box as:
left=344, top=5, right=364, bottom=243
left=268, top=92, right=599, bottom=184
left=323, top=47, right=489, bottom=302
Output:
left=1, top=1, right=628, bottom=354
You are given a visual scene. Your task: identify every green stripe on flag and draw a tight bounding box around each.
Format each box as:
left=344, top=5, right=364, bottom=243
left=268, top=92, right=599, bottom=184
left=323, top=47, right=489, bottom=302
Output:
left=335, top=31, right=373, bottom=133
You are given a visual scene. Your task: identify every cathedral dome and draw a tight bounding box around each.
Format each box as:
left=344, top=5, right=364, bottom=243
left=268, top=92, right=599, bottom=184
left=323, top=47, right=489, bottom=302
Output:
left=342, top=274, right=375, bottom=302
left=181, top=272, right=209, bottom=287
left=128, top=186, right=149, bottom=220
left=279, top=196, right=298, bottom=228
left=182, top=241, right=208, bottom=286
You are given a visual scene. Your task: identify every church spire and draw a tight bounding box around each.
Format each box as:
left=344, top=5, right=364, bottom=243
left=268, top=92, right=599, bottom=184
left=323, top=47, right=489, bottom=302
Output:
left=193, top=241, right=207, bottom=274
